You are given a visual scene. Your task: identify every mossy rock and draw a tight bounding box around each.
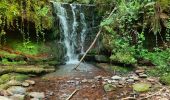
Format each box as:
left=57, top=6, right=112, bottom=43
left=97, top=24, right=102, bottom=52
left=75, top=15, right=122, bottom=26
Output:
left=0, top=74, right=11, bottom=84
left=0, top=65, right=55, bottom=75
left=104, top=84, right=116, bottom=92
left=132, top=82, right=151, bottom=92
left=160, top=74, right=170, bottom=85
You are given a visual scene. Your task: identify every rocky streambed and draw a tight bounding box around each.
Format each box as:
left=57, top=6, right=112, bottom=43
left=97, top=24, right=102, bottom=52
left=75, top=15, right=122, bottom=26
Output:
left=0, top=63, right=169, bottom=100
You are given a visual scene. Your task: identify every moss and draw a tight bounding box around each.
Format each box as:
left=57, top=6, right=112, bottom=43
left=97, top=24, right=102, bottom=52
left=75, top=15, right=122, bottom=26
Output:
left=0, top=65, right=55, bottom=75
left=1, top=58, right=27, bottom=65
left=0, top=50, right=18, bottom=58
left=132, top=83, right=151, bottom=92
left=13, top=74, right=29, bottom=82
left=0, top=73, right=29, bottom=85
left=0, top=74, right=11, bottom=84
left=160, top=74, right=170, bottom=85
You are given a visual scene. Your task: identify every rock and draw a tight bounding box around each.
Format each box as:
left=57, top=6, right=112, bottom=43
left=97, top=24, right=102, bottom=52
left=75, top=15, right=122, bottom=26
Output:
left=147, top=78, right=155, bottom=82
left=129, top=76, right=139, bottom=81
left=87, top=79, right=93, bottom=83
left=94, top=55, right=109, bottom=63
left=21, top=82, right=29, bottom=87
left=7, top=86, right=26, bottom=95
left=25, top=80, right=35, bottom=85
left=104, top=84, right=116, bottom=92
left=10, top=94, right=25, bottom=100
left=132, top=82, right=151, bottom=92
left=7, top=80, right=21, bottom=86
left=111, top=75, right=121, bottom=80
left=30, top=98, right=39, bottom=100
left=117, top=85, right=123, bottom=88
left=160, top=98, right=169, bottom=100
left=28, top=92, right=45, bottom=99
left=94, top=76, right=102, bottom=80
left=0, top=90, right=11, bottom=96
left=118, top=80, right=125, bottom=85
left=135, top=70, right=145, bottom=74
left=0, top=96, right=11, bottom=100
left=82, top=79, right=88, bottom=83
left=126, top=79, right=134, bottom=83
left=91, top=84, right=96, bottom=88
left=139, top=73, right=147, bottom=78
left=107, top=80, right=112, bottom=84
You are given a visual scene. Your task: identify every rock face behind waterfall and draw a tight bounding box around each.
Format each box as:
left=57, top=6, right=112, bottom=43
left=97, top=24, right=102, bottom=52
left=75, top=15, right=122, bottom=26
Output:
left=52, top=2, right=99, bottom=64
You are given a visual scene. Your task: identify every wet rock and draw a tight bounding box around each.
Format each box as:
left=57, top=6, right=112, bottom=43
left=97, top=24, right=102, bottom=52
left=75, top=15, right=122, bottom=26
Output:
left=132, top=83, right=151, bottom=92
left=94, top=76, right=102, bottom=80
left=7, top=86, right=26, bottom=95
left=104, top=84, right=116, bottom=92
left=117, top=85, right=123, bottom=88
left=147, top=78, right=155, bottom=82
left=118, top=80, right=125, bottom=85
left=139, top=73, right=147, bottom=78
left=91, top=84, right=96, bottom=88
left=28, top=92, right=45, bottom=99
left=0, top=90, right=11, bottom=96
left=129, top=76, right=139, bottom=81
left=87, top=79, right=93, bottom=83
left=21, top=82, right=29, bottom=87
left=7, top=80, right=21, bottom=86
left=94, top=55, right=109, bottom=63
left=10, top=94, right=25, bottom=100
left=111, top=75, right=121, bottom=80
left=135, top=69, right=145, bottom=74
left=0, top=96, right=11, bottom=100
left=107, top=80, right=112, bottom=84
left=126, top=79, right=135, bottom=83
left=25, top=80, right=35, bottom=85
left=82, top=79, right=88, bottom=83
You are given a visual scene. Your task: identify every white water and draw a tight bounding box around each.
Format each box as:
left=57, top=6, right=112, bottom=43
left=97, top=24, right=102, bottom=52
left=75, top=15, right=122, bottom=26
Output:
left=53, top=2, right=88, bottom=64
left=80, top=12, right=87, bottom=54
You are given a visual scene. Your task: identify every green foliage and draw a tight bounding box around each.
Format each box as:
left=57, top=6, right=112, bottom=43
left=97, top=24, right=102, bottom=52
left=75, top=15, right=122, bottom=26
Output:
left=142, top=48, right=170, bottom=76
left=9, top=40, right=50, bottom=55
left=111, top=66, right=133, bottom=74
left=160, top=74, right=170, bottom=85
left=0, top=0, right=53, bottom=41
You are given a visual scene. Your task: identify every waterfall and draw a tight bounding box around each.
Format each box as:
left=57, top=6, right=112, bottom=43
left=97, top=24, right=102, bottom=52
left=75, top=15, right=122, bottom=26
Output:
left=80, top=12, right=87, bottom=54
left=52, top=2, right=89, bottom=64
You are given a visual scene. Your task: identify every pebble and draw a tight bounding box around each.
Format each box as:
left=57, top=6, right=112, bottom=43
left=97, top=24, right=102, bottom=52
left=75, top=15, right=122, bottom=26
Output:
left=91, top=84, right=96, bottom=88
left=82, top=79, right=88, bottom=83
left=94, top=76, right=102, bottom=80
left=111, top=75, right=122, bottom=80
left=147, top=78, right=155, bottom=82
left=28, top=92, right=45, bottom=99
left=25, top=80, right=35, bottom=85
left=126, top=79, right=135, bottom=83
left=22, top=82, right=29, bottom=87
left=139, top=73, right=147, bottom=78
left=135, top=70, right=145, bottom=74
left=129, top=76, right=139, bottom=81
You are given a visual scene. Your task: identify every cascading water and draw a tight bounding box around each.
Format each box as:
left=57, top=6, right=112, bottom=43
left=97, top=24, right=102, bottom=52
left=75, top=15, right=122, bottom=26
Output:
left=52, top=2, right=89, bottom=64
left=80, top=12, right=87, bottom=54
